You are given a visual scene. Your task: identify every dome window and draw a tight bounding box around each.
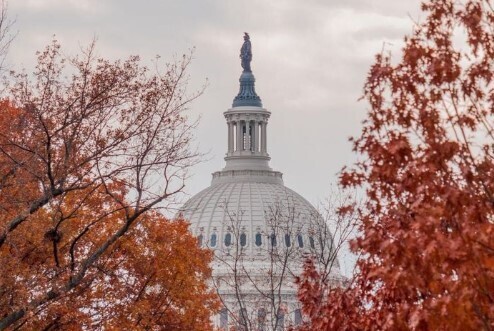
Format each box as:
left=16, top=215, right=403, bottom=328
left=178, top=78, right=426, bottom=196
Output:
left=255, top=232, right=262, bottom=247
left=220, top=308, right=228, bottom=328
left=210, top=233, right=217, bottom=247
left=294, top=308, right=302, bottom=325
left=258, top=308, right=266, bottom=329
left=197, top=234, right=203, bottom=247
left=309, top=236, right=315, bottom=249
left=240, top=232, right=247, bottom=247
left=225, top=233, right=232, bottom=247
left=284, top=234, right=291, bottom=247
left=270, top=233, right=277, bottom=247
left=297, top=234, right=304, bottom=248
left=276, top=308, right=285, bottom=329
left=238, top=308, right=248, bottom=328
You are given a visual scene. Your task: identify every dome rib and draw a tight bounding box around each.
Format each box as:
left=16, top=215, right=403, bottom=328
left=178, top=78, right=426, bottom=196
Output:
left=194, top=183, right=225, bottom=235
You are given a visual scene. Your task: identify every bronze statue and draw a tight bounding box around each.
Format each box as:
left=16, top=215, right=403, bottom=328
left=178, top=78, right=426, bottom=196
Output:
left=240, top=32, right=252, bottom=72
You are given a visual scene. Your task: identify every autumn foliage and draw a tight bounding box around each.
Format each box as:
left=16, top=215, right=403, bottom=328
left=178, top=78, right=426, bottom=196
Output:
left=0, top=41, right=218, bottom=330
left=297, top=0, right=494, bottom=330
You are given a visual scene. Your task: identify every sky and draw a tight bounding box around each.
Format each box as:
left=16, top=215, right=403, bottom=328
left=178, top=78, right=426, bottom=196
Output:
left=7, top=0, right=425, bottom=275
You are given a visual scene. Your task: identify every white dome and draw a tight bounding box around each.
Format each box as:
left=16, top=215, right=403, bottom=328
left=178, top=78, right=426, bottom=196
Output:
left=181, top=170, right=342, bottom=329
left=182, top=177, right=323, bottom=256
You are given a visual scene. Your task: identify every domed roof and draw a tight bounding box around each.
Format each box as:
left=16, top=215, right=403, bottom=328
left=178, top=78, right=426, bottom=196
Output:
left=182, top=178, right=323, bottom=256
left=183, top=180, right=318, bottom=230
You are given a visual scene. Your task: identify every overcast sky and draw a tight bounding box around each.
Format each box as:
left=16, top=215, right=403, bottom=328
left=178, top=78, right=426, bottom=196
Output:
left=8, top=0, right=422, bottom=212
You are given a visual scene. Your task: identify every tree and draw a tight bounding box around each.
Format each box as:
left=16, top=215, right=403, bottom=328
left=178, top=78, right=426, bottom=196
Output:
left=212, top=190, right=352, bottom=331
left=0, top=40, right=219, bottom=330
left=0, top=0, right=16, bottom=73
left=297, top=0, right=494, bottom=329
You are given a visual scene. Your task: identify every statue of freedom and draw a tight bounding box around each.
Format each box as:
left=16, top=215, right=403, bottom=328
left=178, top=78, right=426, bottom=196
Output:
left=240, top=32, right=252, bottom=72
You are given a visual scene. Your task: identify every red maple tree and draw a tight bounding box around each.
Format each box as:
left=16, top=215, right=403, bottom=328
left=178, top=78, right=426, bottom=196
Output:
left=0, top=40, right=219, bottom=330
left=297, top=0, right=494, bottom=330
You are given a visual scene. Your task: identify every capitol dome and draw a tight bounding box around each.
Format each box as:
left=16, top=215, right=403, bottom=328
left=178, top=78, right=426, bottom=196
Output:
left=183, top=179, right=326, bottom=258
left=180, top=33, right=342, bottom=330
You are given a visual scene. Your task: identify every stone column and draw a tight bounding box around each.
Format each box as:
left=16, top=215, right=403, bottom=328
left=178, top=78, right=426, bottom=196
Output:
left=227, top=121, right=233, bottom=153
left=261, top=122, right=267, bottom=153
left=236, top=120, right=243, bottom=151
left=245, top=120, right=251, bottom=151
left=253, top=121, right=259, bottom=152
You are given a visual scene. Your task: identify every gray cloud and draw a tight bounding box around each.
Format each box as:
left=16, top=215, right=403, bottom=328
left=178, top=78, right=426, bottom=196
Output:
left=8, top=0, right=422, bottom=220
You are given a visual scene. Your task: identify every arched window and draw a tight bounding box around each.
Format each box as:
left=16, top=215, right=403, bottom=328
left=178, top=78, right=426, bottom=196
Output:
left=197, top=234, right=203, bottom=247
left=258, top=308, right=266, bottom=330
left=210, top=233, right=217, bottom=247
left=238, top=308, right=248, bottom=329
left=220, top=308, right=228, bottom=329
left=309, top=236, right=315, bottom=249
left=294, top=308, right=302, bottom=325
left=240, top=233, right=247, bottom=247
left=255, top=232, right=262, bottom=247
left=270, top=233, right=277, bottom=247
left=297, top=234, right=304, bottom=248
left=284, top=234, right=291, bottom=247
left=225, top=233, right=232, bottom=247
left=276, top=309, right=285, bottom=330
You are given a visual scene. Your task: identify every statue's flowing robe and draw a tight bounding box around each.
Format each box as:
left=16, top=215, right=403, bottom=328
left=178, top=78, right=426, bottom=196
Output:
left=240, top=40, right=252, bottom=72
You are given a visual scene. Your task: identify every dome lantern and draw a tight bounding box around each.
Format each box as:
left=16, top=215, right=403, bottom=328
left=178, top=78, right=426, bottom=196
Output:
left=218, top=33, right=279, bottom=181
